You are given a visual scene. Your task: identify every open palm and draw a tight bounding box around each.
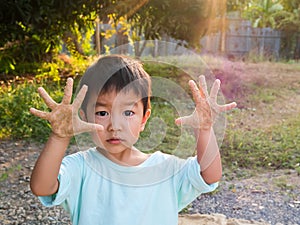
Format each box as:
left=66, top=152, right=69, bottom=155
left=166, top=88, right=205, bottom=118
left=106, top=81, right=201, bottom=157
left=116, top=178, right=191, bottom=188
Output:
left=175, top=75, right=237, bottom=130
left=30, top=78, right=103, bottom=138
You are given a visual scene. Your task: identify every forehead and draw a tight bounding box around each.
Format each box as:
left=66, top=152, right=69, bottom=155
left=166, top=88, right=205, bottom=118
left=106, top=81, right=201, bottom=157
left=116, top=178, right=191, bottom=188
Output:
left=94, top=89, right=143, bottom=107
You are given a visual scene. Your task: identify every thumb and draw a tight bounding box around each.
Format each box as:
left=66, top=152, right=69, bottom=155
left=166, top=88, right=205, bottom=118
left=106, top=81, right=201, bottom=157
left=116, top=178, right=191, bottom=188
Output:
left=76, top=121, right=104, bottom=135
left=175, top=115, right=195, bottom=126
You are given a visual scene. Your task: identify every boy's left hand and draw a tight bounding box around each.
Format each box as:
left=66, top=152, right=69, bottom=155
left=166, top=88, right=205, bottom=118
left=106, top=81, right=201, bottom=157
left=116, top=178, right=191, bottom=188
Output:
left=175, top=75, right=237, bottom=130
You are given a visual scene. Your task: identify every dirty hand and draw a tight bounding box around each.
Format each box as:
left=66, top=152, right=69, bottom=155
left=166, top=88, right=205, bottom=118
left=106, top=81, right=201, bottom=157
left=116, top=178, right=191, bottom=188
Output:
left=175, top=75, right=237, bottom=130
left=30, top=78, right=103, bottom=138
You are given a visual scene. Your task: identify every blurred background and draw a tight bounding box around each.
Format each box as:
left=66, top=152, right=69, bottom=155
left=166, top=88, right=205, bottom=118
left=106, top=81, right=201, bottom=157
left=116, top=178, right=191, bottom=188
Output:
left=0, top=1, right=299, bottom=224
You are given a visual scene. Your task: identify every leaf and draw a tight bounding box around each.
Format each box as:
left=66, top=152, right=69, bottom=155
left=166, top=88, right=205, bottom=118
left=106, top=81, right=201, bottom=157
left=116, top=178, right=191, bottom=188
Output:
left=9, top=63, right=15, bottom=70
left=253, top=18, right=261, bottom=28
left=45, top=44, right=52, bottom=53
left=269, top=4, right=284, bottom=13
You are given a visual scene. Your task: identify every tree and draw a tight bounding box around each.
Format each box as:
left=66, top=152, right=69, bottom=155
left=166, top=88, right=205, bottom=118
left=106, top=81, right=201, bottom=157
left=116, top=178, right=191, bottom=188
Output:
left=0, top=0, right=146, bottom=46
left=273, top=0, right=300, bottom=59
left=241, top=0, right=284, bottom=58
left=274, top=0, right=300, bottom=32
left=127, top=0, right=220, bottom=50
left=1, top=0, right=223, bottom=73
left=242, top=0, right=283, bottom=29
left=0, top=0, right=147, bottom=73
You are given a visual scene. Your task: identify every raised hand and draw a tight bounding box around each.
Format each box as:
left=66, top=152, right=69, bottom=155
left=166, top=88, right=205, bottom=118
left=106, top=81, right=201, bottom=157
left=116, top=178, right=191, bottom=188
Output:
left=30, top=78, right=103, bottom=138
left=175, top=75, right=237, bottom=130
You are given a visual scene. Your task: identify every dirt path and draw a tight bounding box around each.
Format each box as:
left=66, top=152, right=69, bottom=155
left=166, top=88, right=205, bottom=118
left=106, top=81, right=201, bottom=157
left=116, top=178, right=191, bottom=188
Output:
left=1, top=61, right=299, bottom=224
left=1, top=139, right=299, bottom=224
left=212, top=61, right=300, bottom=130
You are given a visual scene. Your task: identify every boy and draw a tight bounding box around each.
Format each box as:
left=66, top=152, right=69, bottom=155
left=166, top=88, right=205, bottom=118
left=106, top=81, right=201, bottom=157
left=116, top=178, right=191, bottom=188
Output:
left=30, top=55, right=236, bottom=225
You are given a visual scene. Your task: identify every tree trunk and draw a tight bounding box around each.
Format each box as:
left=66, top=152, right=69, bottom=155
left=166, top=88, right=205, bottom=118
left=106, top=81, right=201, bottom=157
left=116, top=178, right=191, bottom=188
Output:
left=220, top=0, right=227, bottom=53
left=95, top=17, right=101, bottom=55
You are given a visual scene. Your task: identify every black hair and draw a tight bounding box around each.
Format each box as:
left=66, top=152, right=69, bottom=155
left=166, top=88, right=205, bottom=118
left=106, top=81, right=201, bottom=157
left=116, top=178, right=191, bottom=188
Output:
left=79, top=55, right=151, bottom=116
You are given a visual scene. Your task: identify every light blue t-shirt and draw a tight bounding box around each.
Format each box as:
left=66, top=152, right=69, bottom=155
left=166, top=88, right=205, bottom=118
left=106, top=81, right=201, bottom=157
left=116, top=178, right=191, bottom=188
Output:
left=39, top=148, right=218, bottom=225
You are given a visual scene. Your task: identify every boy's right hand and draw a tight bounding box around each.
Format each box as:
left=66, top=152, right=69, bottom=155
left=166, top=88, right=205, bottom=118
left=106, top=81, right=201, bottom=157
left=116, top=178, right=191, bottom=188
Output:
left=30, top=78, right=103, bottom=138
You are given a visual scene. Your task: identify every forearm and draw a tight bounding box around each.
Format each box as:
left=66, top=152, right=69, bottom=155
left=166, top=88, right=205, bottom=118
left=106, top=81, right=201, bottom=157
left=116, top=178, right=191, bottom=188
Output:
left=30, top=133, right=71, bottom=196
left=196, top=128, right=222, bottom=184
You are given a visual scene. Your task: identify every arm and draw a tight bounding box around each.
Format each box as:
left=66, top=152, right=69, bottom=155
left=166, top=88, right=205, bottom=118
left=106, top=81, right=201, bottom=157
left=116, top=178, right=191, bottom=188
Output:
left=176, top=75, right=236, bottom=184
left=29, top=78, right=103, bottom=196
left=195, top=128, right=221, bottom=184
left=30, top=134, right=70, bottom=196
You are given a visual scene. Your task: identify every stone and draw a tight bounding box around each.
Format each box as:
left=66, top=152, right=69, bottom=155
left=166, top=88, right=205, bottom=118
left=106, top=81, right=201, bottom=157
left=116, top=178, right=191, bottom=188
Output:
left=178, top=214, right=270, bottom=225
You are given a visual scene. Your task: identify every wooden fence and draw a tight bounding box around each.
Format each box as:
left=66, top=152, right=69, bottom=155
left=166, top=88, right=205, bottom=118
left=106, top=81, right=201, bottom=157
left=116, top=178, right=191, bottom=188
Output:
left=92, top=18, right=283, bottom=59
left=201, top=19, right=282, bottom=59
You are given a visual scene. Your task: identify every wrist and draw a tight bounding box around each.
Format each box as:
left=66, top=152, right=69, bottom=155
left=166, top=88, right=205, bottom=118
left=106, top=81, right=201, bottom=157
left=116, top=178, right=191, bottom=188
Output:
left=194, top=126, right=212, bottom=136
left=50, top=132, right=72, bottom=143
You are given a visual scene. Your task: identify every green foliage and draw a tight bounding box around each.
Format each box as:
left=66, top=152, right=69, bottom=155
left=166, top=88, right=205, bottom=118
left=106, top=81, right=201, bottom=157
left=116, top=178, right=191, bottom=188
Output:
left=0, top=0, right=88, bottom=70
left=0, top=0, right=147, bottom=70
left=143, top=62, right=180, bottom=78
left=227, top=0, right=248, bottom=12
left=0, top=0, right=99, bottom=45
left=249, top=85, right=278, bottom=104
left=0, top=0, right=226, bottom=69
left=0, top=35, right=53, bottom=74
left=136, top=100, right=196, bottom=159
left=0, top=164, right=22, bottom=182
left=0, top=79, right=64, bottom=142
left=0, top=60, right=299, bottom=175
left=242, top=0, right=284, bottom=28
left=0, top=50, right=16, bottom=74
left=128, top=0, right=219, bottom=49
left=37, top=62, right=62, bottom=82
left=223, top=113, right=300, bottom=170
left=35, top=54, right=93, bottom=81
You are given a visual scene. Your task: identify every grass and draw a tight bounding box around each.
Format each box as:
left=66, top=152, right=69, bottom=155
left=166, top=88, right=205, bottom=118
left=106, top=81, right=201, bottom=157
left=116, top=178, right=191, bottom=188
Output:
left=0, top=78, right=64, bottom=141
left=136, top=100, right=196, bottom=158
left=0, top=57, right=299, bottom=176
left=0, top=164, right=22, bottom=182
left=272, top=176, right=296, bottom=191
left=223, top=113, right=300, bottom=170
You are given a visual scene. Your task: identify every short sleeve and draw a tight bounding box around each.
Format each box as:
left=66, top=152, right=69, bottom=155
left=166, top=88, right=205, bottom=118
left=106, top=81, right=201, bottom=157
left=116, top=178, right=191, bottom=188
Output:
left=38, top=152, right=84, bottom=208
left=177, top=157, right=218, bottom=211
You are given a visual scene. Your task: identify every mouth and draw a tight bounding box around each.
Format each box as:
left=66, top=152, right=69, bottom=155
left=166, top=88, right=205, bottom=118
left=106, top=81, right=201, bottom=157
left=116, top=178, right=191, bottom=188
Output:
left=107, top=138, right=124, bottom=144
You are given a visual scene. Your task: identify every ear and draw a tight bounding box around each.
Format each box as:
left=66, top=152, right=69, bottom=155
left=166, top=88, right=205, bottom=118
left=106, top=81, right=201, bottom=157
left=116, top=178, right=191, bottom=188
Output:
left=79, top=109, right=87, bottom=122
left=140, top=109, right=151, bottom=131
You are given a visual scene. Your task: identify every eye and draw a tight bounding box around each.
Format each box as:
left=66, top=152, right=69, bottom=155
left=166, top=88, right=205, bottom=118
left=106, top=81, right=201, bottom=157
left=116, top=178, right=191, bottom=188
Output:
left=123, top=110, right=134, bottom=117
left=95, top=111, right=109, bottom=117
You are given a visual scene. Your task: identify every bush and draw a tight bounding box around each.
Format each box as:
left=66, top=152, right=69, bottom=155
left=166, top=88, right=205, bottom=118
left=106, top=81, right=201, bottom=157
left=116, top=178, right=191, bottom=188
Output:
left=1, top=59, right=299, bottom=174
left=0, top=79, right=64, bottom=142
left=0, top=36, right=54, bottom=75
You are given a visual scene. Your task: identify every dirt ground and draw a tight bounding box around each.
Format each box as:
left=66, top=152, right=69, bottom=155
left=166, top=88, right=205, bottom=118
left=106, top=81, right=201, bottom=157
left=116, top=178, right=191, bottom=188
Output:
left=212, top=61, right=300, bottom=130
left=178, top=213, right=270, bottom=225
left=0, top=139, right=277, bottom=225
left=1, top=60, right=300, bottom=224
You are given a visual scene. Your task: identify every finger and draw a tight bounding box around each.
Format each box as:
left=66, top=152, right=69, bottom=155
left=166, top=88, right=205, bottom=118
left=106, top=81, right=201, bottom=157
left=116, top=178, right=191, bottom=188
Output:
left=37, top=87, right=57, bottom=109
left=189, top=80, right=203, bottom=104
left=175, top=115, right=195, bottom=126
left=29, top=107, right=50, bottom=120
left=73, top=85, right=88, bottom=110
left=217, top=102, right=237, bottom=112
left=76, top=121, right=104, bottom=134
left=210, top=79, right=221, bottom=101
left=198, top=75, right=209, bottom=98
left=62, top=78, right=74, bottom=104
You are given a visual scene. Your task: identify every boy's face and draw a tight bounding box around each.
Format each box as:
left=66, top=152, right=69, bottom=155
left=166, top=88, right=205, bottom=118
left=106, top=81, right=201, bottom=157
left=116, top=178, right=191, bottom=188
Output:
left=83, top=89, right=150, bottom=154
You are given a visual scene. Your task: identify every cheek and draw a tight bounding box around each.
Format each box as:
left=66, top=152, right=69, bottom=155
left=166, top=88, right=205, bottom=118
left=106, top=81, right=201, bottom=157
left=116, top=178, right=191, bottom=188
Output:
left=91, top=131, right=105, bottom=146
left=95, top=117, right=107, bottom=125
left=127, top=119, right=144, bottom=137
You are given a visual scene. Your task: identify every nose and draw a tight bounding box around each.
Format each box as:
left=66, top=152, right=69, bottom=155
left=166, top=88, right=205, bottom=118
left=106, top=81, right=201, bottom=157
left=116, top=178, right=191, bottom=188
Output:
left=108, top=113, right=122, bottom=131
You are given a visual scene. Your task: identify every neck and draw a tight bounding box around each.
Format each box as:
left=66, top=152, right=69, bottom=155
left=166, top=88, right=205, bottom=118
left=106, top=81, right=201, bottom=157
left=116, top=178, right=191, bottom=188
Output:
left=96, top=147, right=149, bottom=166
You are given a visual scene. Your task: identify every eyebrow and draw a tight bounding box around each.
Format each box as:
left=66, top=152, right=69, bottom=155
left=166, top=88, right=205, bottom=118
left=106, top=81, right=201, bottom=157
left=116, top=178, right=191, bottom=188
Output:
left=94, top=100, right=138, bottom=108
left=94, top=102, right=107, bottom=107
